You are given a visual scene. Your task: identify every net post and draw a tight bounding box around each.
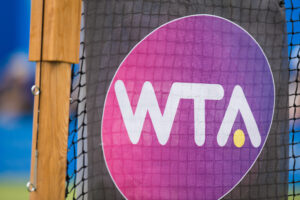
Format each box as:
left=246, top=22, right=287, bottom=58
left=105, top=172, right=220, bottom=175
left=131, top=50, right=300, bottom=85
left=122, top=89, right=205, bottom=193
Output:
left=28, top=0, right=82, bottom=199
left=29, top=0, right=82, bottom=63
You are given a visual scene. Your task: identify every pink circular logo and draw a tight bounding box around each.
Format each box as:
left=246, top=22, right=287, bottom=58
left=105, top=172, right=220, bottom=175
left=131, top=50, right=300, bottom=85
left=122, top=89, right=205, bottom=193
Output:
left=102, top=15, right=274, bottom=200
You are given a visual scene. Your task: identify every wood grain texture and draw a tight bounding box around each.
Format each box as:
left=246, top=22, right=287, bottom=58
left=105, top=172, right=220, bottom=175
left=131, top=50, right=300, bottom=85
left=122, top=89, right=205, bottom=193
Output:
left=29, top=0, right=81, bottom=63
left=28, top=0, right=43, bottom=62
left=29, top=62, right=71, bottom=200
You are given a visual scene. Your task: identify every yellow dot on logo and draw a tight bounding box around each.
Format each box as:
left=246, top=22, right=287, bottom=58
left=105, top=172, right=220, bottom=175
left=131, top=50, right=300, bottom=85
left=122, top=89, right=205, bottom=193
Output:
left=233, top=129, right=245, bottom=148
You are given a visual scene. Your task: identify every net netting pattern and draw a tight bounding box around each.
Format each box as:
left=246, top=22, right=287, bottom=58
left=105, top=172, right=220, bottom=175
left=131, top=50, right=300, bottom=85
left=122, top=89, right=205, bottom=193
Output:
left=287, top=0, right=300, bottom=199
left=66, top=2, right=88, bottom=199
left=65, top=0, right=299, bottom=199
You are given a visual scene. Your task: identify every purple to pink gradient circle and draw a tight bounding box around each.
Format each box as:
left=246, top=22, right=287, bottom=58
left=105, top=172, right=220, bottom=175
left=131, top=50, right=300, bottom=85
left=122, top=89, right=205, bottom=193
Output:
left=102, top=15, right=274, bottom=200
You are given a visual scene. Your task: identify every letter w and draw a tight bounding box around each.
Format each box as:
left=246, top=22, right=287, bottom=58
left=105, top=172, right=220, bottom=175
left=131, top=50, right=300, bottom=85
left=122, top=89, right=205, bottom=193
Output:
left=114, top=80, right=180, bottom=145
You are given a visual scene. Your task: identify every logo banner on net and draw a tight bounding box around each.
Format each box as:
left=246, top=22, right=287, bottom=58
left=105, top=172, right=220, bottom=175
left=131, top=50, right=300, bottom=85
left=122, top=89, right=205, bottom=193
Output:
left=101, top=15, right=275, bottom=200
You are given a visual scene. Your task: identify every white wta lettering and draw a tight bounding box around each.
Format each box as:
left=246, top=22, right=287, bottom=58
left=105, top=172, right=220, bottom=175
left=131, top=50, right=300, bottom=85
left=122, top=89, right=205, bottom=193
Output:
left=114, top=80, right=261, bottom=147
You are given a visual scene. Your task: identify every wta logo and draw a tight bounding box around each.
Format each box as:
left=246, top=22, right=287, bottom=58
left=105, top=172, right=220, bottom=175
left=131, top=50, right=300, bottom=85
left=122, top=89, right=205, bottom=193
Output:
left=102, top=15, right=274, bottom=200
left=115, top=81, right=261, bottom=148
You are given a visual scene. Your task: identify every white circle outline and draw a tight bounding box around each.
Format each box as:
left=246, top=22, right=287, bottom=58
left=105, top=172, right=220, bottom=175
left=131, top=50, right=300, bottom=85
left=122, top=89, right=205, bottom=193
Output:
left=100, top=14, right=276, bottom=200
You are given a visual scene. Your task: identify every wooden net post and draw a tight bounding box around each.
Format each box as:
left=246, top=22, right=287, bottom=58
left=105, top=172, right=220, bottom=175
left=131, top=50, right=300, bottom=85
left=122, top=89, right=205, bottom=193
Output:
left=28, top=0, right=81, bottom=199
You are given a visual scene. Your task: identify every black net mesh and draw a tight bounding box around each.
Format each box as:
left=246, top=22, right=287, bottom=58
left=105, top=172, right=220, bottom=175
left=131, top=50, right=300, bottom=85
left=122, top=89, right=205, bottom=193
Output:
left=65, top=0, right=299, bottom=199
left=287, top=0, right=300, bottom=199
left=66, top=2, right=88, bottom=199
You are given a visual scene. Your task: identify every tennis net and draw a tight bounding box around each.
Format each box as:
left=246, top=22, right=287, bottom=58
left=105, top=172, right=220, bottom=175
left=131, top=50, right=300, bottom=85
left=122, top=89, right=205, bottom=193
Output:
left=66, top=0, right=299, bottom=199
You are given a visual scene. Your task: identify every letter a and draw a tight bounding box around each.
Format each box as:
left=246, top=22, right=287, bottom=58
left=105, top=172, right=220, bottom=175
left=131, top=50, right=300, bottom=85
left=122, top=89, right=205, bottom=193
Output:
left=217, top=85, right=261, bottom=148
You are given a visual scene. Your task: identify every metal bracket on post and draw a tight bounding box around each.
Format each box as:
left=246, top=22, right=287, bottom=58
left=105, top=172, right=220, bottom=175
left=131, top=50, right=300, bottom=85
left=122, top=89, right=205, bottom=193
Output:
left=31, top=85, right=40, bottom=96
left=27, top=86, right=40, bottom=193
left=27, top=151, right=38, bottom=192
